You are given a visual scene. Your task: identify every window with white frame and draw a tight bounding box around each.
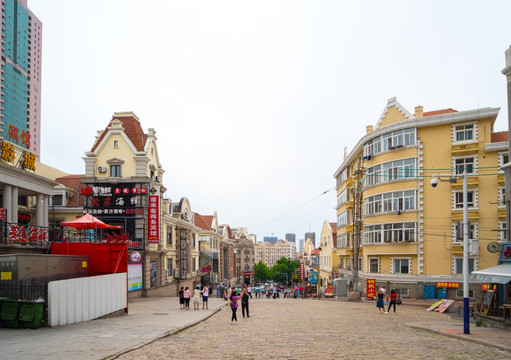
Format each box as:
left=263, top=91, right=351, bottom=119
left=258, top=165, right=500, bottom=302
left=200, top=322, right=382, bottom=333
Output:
left=337, top=233, right=348, bottom=247
left=395, top=288, right=410, bottom=296
left=110, top=164, right=121, bottom=177
left=364, top=224, right=382, bottom=244
left=455, top=289, right=474, bottom=298
left=452, top=222, right=477, bottom=243
left=392, top=258, right=410, bottom=274
left=454, top=123, right=474, bottom=142
left=499, top=221, right=507, bottom=242
left=383, top=222, right=416, bottom=243
left=453, top=258, right=475, bottom=274
left=369, top=258, right=379, bottom=273
left=365, top=158, right=416, bottom=186
left=453, top=156, right=476, bottom=175
left=498, top=187, right=505, bottom=208
left=498, top=152, right=509, bottom=173
left=453, top=190, right=476, bottom=209
left=338, top=210, right=349, bottom=227
left=338, top=189, right=348, bottom=207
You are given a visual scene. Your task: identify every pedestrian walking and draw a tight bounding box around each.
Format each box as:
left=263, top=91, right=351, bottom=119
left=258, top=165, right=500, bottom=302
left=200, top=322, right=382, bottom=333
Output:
left=241, top=287, right=250, bottom=318
left=201, top=285, right=209, bottom=309
left=247, top=284, right=252, bottom=299
left=193, top=285, right=201, bottom=310
left=376, top=288, right=385, bottom=314
left=386, top=289, right=398, bottom=314
left=226, top=290, right=241, bottom=324
left=178, top=286, right=185, bottom=310
left=272, top=285, right=277, bottom=299
left=183, top=286, right=191, bottom=310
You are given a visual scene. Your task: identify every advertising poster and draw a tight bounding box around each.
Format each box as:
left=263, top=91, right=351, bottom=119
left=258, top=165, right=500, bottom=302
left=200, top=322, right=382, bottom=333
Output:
left=366, top=279, right=376, bottom=299
left=128, top=263, right=143, bottom=292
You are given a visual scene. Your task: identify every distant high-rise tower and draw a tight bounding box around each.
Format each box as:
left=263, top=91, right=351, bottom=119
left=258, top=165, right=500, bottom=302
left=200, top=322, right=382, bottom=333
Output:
left=263, top=236, right=278, bottom=244
left=304, top=232, right=316, bottom=247
left=285, top=233, right=296, bottom=243
left=298, top=239, right=304, bottom=254
left=1, top=0, right=42, bottom=155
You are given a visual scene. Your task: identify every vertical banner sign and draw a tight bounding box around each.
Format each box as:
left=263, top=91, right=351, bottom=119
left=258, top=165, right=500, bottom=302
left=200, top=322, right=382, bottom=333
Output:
left=147, top=186, right=160, bottom=243
left=366, top=279, right=376, bottom=299
left=300, top=256, right=304, bottom=281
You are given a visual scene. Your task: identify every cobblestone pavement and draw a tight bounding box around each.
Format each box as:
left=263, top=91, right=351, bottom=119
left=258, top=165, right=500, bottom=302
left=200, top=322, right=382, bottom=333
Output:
left=116, top=298, right=510, bottom=360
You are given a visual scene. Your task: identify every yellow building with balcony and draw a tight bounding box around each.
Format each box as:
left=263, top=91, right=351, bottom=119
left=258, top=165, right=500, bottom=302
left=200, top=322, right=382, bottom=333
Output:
left=333, top=97, right=506, bottom=300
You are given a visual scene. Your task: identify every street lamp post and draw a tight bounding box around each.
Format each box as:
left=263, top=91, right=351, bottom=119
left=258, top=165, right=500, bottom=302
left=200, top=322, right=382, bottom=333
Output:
left=432, top=171, right=470, bottom=335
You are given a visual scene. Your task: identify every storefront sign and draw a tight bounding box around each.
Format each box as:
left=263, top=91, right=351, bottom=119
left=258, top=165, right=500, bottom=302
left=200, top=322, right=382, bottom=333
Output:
left=481, top=283, right=497, bottom=291
left=300, top=256, right=304, bottom=281
left=202, top=265, right=211, bottom=273
left=0, top=209, right=6, bottom=221
left=436, top=282, right=460, bottom=288
left=310, top=271, right=318, bottom=284
left=82, top=182, right=148, bottom=216
left=128, top=263, right=143, bottom=291
left=147, top=186, right=160, bottom=244
left=0, top=140, right=36, bottom=171
left=500, top=243, right=511, bottom=263
left=366, top=279, right=376, bottom=298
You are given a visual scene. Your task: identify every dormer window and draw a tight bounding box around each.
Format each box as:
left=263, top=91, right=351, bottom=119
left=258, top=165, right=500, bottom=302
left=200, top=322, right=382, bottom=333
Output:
left=114, top=140, right=118, bottom=148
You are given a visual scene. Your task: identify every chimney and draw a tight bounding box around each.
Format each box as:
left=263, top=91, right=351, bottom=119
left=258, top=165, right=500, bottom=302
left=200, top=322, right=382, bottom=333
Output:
left=366, top=125, right=373, bottom=134
left=414, top=106, right=424, bottom=118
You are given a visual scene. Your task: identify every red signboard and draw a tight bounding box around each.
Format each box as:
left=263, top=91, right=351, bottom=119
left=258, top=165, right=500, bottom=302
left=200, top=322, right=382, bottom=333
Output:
left=0, top=208, right=6, bottom=221
left=300, top=256, right=304, bottom=281
left=202, top=265, right=211, bottom=273
left=366, top=279, right=376, bottom=299
left=436, top=282, right=460, bottom=289
left=481, top=283, right=497, bottom=291
left=147, top=187, right=159, bottom=244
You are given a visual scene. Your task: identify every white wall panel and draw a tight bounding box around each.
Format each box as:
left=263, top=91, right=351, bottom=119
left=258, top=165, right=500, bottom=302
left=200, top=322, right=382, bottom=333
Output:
left=48, top=273, right=127, bottom=327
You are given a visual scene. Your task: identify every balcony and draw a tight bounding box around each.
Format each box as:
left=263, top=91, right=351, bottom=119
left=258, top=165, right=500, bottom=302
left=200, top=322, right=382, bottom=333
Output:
left=498, top=174, right=505, bottom=185
left=345, top=199, right=354, bottom=210
left=450, top=176, right=479, bottom=188
left=451, top=142, right=478, bottom=155
left=451, top=210, right=479, bottom=221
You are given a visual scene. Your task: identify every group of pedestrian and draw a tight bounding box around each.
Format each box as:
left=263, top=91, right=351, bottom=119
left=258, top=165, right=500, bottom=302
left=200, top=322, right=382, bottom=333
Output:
left=376, top=287, right=399, bottom=314
left=179, top=285, right=210, bottom=310
left=226, top=286, right=251, bottom=324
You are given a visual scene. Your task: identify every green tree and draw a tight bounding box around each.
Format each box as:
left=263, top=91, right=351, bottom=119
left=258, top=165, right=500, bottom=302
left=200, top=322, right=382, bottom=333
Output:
left=270, top=257, right=300, bottom=284
left=254, top=261, right=271, bottom=282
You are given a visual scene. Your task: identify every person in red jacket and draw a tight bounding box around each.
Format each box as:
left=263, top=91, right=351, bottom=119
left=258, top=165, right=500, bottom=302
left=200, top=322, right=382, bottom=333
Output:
left=386, top=289, right=398, bottom=314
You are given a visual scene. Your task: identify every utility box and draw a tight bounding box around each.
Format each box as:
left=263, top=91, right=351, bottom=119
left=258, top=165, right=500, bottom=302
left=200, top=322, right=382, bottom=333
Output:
left=0, top=254, right=89, bottom=283
left=334, top=279, right=348, bottom=297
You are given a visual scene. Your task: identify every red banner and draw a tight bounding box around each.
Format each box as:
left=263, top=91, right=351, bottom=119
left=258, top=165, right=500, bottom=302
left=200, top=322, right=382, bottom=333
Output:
left=366, top=279, right=376, bottom=299
left=436, top=281, right=460, bottom=288
left=300, top=257, right=304, bottom=281
left=147, top=187, right=160, bottom=244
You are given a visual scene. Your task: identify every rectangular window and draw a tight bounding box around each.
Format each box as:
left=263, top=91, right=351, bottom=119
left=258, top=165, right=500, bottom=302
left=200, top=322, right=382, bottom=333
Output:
left=498, top=222, right=507, bottom=242
left=167, top=225, right=172, bottom=245
left=454, top=258, right=475, bottom=274
left=167, top=258, right=173, bottom=277
left=455, top=124, right=473, bottom=142
left=395, top=288, right=410, bottom=297
left=454, top=157, right=475, bottom=174
left=338, top=189, right=348, bottom=207
left=453, top=222, right=476, bottom=242
left=403, top=128, right=415, bottom=146
left=455, top=289, right=474, bottom=298
left=52, top=195, right=63, bottom=206
left=454, top=191, right=475, bottom=208
left=369, top=258, right=379, bottom=273
left=393, top=259, right=409, bottom=274
left=110, top=165, right=121, bottom=177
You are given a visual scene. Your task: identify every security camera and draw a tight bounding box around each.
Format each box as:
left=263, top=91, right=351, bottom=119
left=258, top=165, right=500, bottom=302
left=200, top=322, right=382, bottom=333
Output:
left=430, top=177, right=438, bottom=188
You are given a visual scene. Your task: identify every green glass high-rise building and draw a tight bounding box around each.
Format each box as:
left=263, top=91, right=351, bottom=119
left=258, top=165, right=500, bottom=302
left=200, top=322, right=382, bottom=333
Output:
left=1, top=0, right=42, bottom=155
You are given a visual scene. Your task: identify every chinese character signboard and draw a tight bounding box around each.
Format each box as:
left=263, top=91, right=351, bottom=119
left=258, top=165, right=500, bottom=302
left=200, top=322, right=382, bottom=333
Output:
left=366, top=279, right=376, bottom=299
left=499, top=242, right=511, bottom=263
left=0, top=209, right=6, bottom=221
left=436, top=282, right=460, bottom=289
left=300, top=256, right=304, bottom=281
left=147, top=186, right=160, bottom=244
left=81, top=182, right=148, bottom=216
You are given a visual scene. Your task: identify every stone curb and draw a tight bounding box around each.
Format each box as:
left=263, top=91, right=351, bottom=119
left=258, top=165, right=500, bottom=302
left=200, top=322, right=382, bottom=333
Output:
left=406, top=323, right=511, bottom=354
left=104, top=303, right=228, bottom=360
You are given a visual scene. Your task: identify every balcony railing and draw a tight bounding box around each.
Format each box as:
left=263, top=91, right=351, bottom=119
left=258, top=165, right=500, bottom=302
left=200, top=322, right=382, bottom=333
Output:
left=0, top=221, right=49, bottom=246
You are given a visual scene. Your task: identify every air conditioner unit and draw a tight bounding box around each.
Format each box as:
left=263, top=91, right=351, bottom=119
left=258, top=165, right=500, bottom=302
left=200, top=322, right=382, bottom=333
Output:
left=173, top=268, right=180, bottom=279
left=97, top=166, right=107, bottom=173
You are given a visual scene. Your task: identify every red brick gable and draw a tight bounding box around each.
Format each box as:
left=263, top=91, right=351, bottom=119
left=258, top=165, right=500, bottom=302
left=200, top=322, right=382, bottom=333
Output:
left=91, top=114, right=148, bottom=153
left=491, top=131, right=508, bottom=143
left=55, top=175, right=84, bottom=207
left=423, top=108, right=458, bottom=117
left=194, top=212, right=211, bottom=231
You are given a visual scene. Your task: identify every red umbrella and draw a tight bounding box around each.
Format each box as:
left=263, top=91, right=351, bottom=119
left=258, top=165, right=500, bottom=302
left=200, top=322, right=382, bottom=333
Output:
left=61, top=213, right=121, bottom=230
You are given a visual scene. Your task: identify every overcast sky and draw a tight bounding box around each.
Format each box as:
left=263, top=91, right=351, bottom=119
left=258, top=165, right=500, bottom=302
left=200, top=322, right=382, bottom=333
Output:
left=30, top=0, right=511, bottom=246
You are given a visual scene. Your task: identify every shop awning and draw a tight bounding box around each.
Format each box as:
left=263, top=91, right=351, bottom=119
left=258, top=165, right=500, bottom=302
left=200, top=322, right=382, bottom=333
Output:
left=470, top=264, right=511, bottom=284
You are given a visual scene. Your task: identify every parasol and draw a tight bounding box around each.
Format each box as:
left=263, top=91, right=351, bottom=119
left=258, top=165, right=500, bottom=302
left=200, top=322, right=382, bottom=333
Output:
left=61, top=213, right=121, bottom=230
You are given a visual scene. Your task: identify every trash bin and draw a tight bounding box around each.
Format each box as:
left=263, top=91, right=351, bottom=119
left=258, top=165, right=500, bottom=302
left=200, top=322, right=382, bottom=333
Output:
left=18, top=300, right=45, bottom=329
left=0, top=299, right=20, bottom=328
